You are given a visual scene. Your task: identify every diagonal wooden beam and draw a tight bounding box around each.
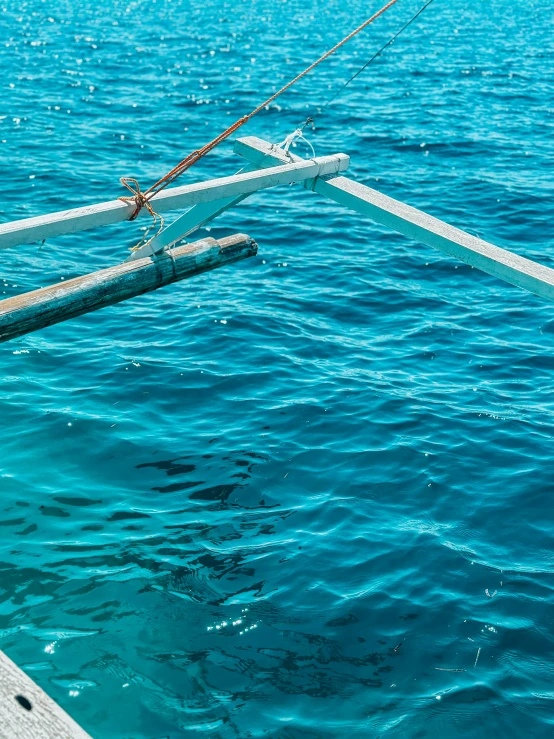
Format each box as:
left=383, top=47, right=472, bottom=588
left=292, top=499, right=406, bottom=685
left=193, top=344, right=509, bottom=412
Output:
left=128, top=133, right=317, bottom=263
left=0, top=154, right=349, bottom=252
left=127, top=140, right=356, bottom=262
left=234, top=136, right=554, bottom=304
left=125, top=169, right=255, bottom=262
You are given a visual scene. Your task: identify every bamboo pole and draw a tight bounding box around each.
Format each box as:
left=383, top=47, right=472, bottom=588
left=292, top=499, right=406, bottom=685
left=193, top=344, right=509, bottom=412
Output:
left=0, top=234, right=257, bottom=344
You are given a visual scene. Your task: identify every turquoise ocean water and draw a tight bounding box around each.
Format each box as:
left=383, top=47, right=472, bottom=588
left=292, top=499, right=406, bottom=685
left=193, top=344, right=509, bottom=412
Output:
left=1, top=0, right=554, bottom=736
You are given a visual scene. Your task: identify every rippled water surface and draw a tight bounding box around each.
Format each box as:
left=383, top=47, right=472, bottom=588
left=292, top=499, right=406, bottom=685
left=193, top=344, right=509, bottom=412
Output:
left=1, top=0, right=554, bottom=736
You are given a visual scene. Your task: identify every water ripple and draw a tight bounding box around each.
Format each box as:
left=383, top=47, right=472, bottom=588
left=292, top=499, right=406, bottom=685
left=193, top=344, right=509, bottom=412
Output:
left=1, top=0, right=553, bottom=736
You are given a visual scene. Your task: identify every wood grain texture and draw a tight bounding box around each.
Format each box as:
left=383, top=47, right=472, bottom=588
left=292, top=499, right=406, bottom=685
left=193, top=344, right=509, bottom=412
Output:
left=0, top=650, right=92, bottom=739
left=235, top=136, right=554, bottom=303
left=0, top=233, right=257, bottom=343
left=0, top=155, right=348, bottom=251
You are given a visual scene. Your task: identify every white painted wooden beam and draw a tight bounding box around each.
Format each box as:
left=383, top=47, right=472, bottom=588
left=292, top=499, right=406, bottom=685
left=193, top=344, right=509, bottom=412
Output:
left=235, top=136, right=554, bottom=304
left=128, top=134, right=328, bottom=262
left=128, top=136, right=327, bottom=263
left=0, top=650, right=92, bottom=738
left=0, top=154, right=349, bottom=252
left=128, top=139, right=358, bottom=264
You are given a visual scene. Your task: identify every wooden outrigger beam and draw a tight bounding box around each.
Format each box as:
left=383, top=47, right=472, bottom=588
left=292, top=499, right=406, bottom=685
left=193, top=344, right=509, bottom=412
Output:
left=0, top=154, right=348, bottom=251
left=0, top=234, right=256, bottom=343
left=233, top=136, right=554, bottom=304
left=0, top=131, right=552, bottom=345
left=0, top=649, right=92, bottom=738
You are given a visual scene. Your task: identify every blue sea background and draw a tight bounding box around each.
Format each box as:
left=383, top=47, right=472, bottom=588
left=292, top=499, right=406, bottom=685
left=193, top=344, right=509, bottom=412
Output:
left=1, top=0, right=554, bottom=736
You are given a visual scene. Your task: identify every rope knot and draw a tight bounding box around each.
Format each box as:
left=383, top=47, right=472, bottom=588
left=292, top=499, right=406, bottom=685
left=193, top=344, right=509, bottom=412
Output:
left=119, top=177, right=152, bottom=221
left=118, top=177, right=165, bottom=252
left=277, top=128, right=316, bottom=159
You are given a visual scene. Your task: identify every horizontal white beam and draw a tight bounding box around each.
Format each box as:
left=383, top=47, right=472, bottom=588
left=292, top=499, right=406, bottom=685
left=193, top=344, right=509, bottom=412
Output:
left=235, top=136, right=554, bottom=304
left=0, top=153, right=349, bottom=252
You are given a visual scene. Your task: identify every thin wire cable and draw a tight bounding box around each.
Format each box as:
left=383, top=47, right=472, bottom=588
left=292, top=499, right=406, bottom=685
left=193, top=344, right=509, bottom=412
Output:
left=245, top=0, right=401, bottom=123
left=298, top=0, right=436, bottom=133
left=322, top=0, right=435, bottom=114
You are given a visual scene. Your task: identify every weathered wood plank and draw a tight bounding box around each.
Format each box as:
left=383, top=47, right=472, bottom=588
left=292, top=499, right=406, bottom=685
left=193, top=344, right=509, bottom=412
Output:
left=0, top=234, right=257, bottom=343
left=0, top=154, right=348, bottom=251
left=0, top=650, right=92, bottom=739
left=235, top=136, right=554, bottom=303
